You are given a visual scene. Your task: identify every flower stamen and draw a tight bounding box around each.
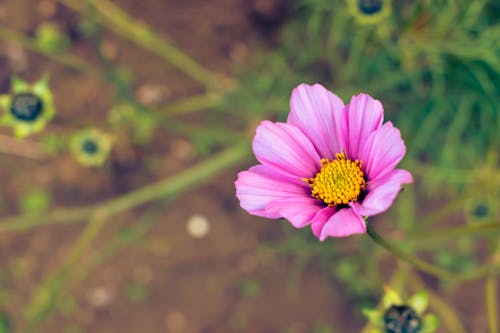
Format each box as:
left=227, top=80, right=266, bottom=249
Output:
left=304, top=152, right=366, bottom=206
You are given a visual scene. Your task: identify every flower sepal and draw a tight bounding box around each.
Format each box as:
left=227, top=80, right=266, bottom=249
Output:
left=363, top=287, right=439, bottom=333
left=70, top=128, right=113, bottom=167
left=0, top=75, right=55, bottom=138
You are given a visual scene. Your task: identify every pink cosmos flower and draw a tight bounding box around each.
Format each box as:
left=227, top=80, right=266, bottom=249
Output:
left=235, top=83, right=412, bottom=240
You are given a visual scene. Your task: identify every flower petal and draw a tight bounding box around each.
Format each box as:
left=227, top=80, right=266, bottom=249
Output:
left=360, top=121, right=407, bottom=181
left=319, top=207, right=366, bottom=241
left=252, top=120, right=321, bottom=179
left=235, top=165, right=308, bottom=218
left=356, top=169, right=413, bottom=216
left=343, top=93, right=384, bottom=159
left=319, top=206, right=366, bottom=240
left=287, top=83, right=345, bottom=158
left=266, top=197, right=321, bottom=228
left=310, top=207, right=336, bottom=239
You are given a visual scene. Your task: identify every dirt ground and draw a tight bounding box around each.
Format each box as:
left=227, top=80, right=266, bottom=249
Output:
left=0, top=1, right=495, bottom=333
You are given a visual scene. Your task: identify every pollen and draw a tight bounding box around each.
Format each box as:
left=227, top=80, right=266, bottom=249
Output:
left=304, top=152, right=366, bottom=206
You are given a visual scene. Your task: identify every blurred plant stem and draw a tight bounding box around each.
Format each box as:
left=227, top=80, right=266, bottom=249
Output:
left=412, top=221, right=500, bottom=241
left=0, top=143, right=249, bottom=232
left=24, top=214, right=106, bottom=331
left=486, top=241, right=500, bottom=333
left=0, top=26, right=103, bottom=78
left=57, top=0, right=234, bottom=91
left=72, top=199, right=172, bottom=284
left=0, top=20, right=223, bottom=120
left=413, top=190, right=474, bottom=230
left=366, top=223, right=494, bottom=282
left=486, top=274, right=498, bottom=333
left=24, top=198, right=173, bottom=332
left=158, top=93, right=223, bottom=117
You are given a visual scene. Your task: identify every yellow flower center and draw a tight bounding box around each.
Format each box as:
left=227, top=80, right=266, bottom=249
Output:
left=304, top=152, right=366, bottom=206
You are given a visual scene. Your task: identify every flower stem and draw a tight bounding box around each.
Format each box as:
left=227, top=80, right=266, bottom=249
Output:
left=486, top=271, right=499, bottom=333
left=412, top=221, right=500, bottom=241
left=158, top=93, right=222, bottom=117
left=58, top=0, right=233, bottom=91
left=0, top=26, right=103, bottom=78
left=366, top=223, right=491, bottom=282
left=0, top=143, right=249, bottom=232
left=24, top=214, right=106, bottom=330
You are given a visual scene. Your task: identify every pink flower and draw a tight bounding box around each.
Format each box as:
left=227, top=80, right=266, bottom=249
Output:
left=235, top=83, right=413, bottom=240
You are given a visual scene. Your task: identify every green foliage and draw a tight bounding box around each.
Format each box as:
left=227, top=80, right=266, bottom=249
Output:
left=238, top=1, right=499, bottom=330
left=231, top=0, right=499, bottom=181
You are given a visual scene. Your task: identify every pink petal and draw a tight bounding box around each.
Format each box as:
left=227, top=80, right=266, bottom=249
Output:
left=343, top=93, right=384, bottom=159
left=319, top=207, right=366, bottom=240
left=356, top=169, right=413, bottom=216
left=235, top=165, right=308, bottom=218
left=360, top=122, right=407, bottom=181
left=266, top=197, right=322, bottom=228
left=252, top=121, right=320, bottom=179
left=310, top=207, right=336, bottom=239
left=287, top=83, right=345, bottom=158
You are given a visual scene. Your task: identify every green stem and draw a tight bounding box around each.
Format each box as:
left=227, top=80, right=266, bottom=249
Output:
left=413, top=221, right=500, bottom=241
left=73, top=199, right=171, bottom=284
left=158, top=93, right=222, bottom=117
left=0, top=26, right=103, bottom=78
left=24, top=198, right=172, bottom=331
left=0, top=143, right=249, bottom=232
left=366, top=223, right=490, bottom=282
left=24, top=214, right=106, bottom=331
left=58, top=0, right=232, bottom=90
left=85, top=0, right=149, bottom=115
left=487, top=270, right=499, bottom=333
left=416, top=190, right=474, bottom=229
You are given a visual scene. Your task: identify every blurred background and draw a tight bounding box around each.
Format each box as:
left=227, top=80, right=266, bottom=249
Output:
left=0, top=0, right=498, bottom=332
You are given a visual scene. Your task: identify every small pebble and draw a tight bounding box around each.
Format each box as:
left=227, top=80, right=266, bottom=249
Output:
left=136, top=84, right=170, bottom=106
left=87, top=286, right=115, bottom=309
left=186, top=214, right=210, bottom=239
